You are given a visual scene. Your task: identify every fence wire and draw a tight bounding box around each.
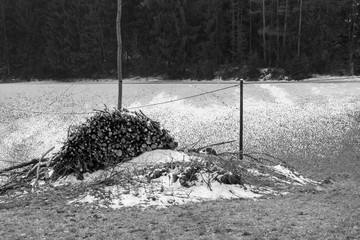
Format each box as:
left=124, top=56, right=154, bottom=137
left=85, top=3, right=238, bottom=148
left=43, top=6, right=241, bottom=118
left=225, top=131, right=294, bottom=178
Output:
left=0, top=84, right=240, bottom=115
left=0, top=82, right=242, bottom=163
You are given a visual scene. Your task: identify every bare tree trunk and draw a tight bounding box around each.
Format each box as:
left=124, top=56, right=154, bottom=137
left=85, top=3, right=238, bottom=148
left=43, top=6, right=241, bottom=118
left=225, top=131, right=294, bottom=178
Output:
left=276, top=0, right=280, bottom=66
left=95, top=0, right=105, bottom=72
left=349, top=0, right=356, bottom=75
left=216, top=1, right=220, bottom=67
left=238, top=0, right=243, bottom=59
left=269, top=0, right=274, bottom=66
left=231, top=0, right=236, bottom=63
left=1, top=0, right=10, bottom=75
left=283, top=0, right=288, bottom=61
left=249, top=0, right=252, bottom=55
left=262, top=0, right=267, bottom=63
left=117, top=0, right=122, bottom=109
left=297, top=0, right=303, bottom=57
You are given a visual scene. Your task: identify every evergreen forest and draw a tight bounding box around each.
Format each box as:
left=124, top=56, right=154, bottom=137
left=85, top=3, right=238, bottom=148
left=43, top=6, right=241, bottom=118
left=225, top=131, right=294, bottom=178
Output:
left=1, top=0, right=360, bottom=81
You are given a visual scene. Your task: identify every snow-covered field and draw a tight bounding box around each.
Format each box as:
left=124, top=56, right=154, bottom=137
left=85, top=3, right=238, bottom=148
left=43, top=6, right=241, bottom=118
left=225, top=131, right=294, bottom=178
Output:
left=1, top=80, right=359, bottom=179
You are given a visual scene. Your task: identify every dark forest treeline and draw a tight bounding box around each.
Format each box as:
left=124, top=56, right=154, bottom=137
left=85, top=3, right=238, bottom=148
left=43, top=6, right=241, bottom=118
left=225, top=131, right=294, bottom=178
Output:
left=1, top=0, right=360, bottom=81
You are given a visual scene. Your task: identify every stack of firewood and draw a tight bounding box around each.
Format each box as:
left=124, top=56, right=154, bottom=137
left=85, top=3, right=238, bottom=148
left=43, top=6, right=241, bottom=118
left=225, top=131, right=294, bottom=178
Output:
left=51, top=108, right=178, bottom=180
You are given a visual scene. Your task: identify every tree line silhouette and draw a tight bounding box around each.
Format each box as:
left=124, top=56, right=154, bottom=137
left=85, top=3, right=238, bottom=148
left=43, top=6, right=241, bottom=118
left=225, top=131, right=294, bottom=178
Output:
left=0, top=0, right=359, bottom=81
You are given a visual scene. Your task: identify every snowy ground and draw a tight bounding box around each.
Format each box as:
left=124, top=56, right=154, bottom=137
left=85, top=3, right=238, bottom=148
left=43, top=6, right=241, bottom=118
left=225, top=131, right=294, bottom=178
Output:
left=46, top=150, right=319, bottom=209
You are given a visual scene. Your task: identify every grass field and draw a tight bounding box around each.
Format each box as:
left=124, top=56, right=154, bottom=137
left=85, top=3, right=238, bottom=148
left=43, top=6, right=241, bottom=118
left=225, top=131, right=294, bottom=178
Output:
left=1, top=80, right=359, bottom=179
left=0, top=79, right=360, bottom=239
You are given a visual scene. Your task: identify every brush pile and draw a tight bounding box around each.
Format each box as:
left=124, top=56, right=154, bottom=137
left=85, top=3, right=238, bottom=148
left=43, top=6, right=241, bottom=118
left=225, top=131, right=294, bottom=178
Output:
left=51, top=108, right=178, bottom=180
left=0, top=108, right=178, bottom=194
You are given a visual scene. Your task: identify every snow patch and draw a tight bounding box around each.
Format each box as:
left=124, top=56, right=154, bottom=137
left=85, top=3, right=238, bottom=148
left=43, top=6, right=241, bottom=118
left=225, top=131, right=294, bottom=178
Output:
left=130, top=150, right=191, bottom=164
left=272, top=165, right=318, bottom=185
left=311, top=86, right=321, bottom=95
left=260, top=85, right=294, bottom=105
left=70, top=180, right=261, bottom=209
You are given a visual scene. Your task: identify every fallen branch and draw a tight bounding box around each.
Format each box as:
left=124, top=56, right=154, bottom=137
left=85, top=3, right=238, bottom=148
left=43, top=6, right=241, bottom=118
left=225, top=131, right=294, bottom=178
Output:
left=187, top=138, right=204, bottom=150
left=197, top=140, right=236, bottom=150
left=0, top=158, right=46, bottom=174
left=0, top=181, right=27, bottom=195
left=183, top=140, right=236, bottom=153
left=30, top=147, right=55, bottom=186
left=0, top=147, right=55, bottom=195
left=243, top=151, right=294, bottom=168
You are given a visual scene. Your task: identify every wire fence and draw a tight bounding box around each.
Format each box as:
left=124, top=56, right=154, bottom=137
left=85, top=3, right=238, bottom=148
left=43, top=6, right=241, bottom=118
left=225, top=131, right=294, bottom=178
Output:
left=1, top=80, right=359, bottom=166
left=0, top=83, right=240, bottom=115
left=0, top=83, right=242, bottom=158
left=3, top=79, right=351, bottom=117
left=1, top=81, right=302, bottom=141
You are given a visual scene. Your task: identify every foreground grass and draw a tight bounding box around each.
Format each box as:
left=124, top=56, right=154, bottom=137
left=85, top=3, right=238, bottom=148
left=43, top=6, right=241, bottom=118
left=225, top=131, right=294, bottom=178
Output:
left=1, top=149, right=359, bottom=240
left=0, top=179, right=359, bottom=240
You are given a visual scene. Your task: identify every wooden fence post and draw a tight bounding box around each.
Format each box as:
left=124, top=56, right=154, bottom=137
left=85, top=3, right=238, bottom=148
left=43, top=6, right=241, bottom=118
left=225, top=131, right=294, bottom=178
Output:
left=239, top=80, right=244, bottom=160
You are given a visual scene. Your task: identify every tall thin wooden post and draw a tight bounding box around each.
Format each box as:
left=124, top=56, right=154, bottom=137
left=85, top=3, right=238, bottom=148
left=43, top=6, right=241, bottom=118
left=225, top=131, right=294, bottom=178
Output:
left=239, top=80, right=244, bottom=160
left=116, top=0, right=122, bottom=109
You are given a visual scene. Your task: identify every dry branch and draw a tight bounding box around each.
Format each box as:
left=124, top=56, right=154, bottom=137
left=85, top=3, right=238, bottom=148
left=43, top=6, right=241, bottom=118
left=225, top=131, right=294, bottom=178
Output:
left=32, top=147, right=55, bottom=189
left=196, top=140, right=236, bottom=150
left=0, top=158, right=47, bottom=174
left=181, top=140, right=236, bottom=154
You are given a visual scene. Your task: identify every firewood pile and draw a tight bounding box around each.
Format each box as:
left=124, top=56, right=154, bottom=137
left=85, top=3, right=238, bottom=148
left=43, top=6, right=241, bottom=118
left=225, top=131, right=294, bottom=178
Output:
left=51, top=108, right=178, bottom=180
left=0, top=108, right=178, bottom=194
